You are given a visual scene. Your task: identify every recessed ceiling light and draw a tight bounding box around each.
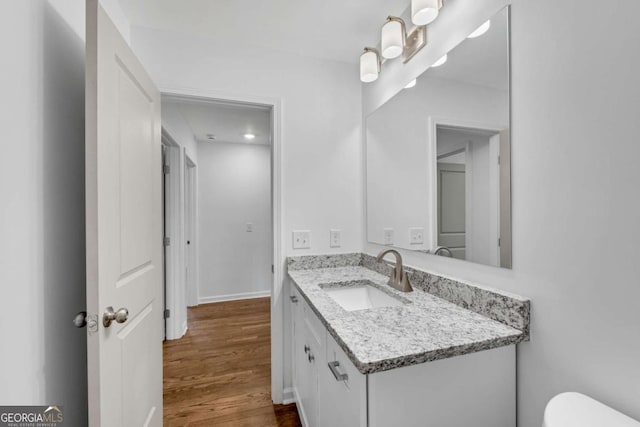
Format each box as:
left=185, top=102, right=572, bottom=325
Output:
left=404, top=79, right=417, bottom=89
left=432, top=54, right=447, bottom=67
left=244, top=133, right=256, bottom=140
left=467, top=20, right=491, bottom=39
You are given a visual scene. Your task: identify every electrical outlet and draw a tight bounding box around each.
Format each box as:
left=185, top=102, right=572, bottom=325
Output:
left=383, top=228, right=394, bottom=245
left=409, top=227, right=424, bottom=244
left=330, top=229, right=341, bottom=248
left=246, top=223, right=253, bottom=232
left=292, top=230, right=311, bottom=249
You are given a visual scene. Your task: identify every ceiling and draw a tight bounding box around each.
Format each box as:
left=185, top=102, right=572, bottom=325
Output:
left=166, top=97, right=272, bottom=145
left=118, top=0, right=410, bottom=63
left=424, top=7, right=509, bottom=91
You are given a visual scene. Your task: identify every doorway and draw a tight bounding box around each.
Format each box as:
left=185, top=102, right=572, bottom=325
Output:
left=160, top=93, right=291, bottom=424
left=433, top=122, right=507, bottom=266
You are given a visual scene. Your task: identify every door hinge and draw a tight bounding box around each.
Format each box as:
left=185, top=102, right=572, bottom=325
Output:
left=164, top=309, right=170, bottom=319
left=498, top=155, right=501, bottom=165
left=164, top=237, right=171, bottom=247
left=163, top=164, right=170, bottom=174
left=271, top=264, right=274, bottom=274
left=498, top=237, right=501, bottom=246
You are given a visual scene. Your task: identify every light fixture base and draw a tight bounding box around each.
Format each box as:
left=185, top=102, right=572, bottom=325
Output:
left=403, top=26, right=427, bottom=64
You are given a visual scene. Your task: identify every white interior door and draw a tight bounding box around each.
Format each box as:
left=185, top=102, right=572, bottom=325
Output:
left=437, top=162, right=466, bottom=259
left=86, top=1, right=163, bottom=425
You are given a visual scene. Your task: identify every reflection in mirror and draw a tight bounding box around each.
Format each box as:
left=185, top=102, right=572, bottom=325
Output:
left=366, top=6, right=511, bottom=268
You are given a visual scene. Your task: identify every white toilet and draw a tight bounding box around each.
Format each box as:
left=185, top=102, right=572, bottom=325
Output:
left=543, top=392, right=640, bottom=427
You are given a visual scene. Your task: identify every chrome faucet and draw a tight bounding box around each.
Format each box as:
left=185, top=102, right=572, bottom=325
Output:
left=433, top=246, right=453, bottom=257
left=375, top=249, right=413, bottom=293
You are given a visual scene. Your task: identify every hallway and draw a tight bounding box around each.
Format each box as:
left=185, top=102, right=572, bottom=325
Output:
left=163, top=298, right=301, bottom=426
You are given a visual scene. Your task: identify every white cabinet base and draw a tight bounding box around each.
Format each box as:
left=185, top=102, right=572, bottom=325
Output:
left=368, top=345, right=515, bottom=427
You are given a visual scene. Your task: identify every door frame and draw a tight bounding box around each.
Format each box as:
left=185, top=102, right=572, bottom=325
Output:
left=160, top=86, right=284, bottom=403
left=161, top=132, right=186, bottom=340
left=184, top=154, right=198, bottom=307
left=428, top=116, right=508, bottom=259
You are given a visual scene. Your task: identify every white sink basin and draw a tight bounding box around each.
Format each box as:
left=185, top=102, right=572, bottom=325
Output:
left=321, top=282, right=404, bottom=312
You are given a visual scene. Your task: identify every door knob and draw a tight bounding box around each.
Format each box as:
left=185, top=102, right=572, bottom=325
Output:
left=103, top=306, right=129, bottom=327
left=73, top=311, right=87, bottom=328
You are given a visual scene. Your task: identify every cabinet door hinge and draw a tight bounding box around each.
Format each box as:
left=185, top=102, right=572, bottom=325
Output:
left=164, top=309, right=170, bottom=319
left=164, top=237, right=170, bottom=247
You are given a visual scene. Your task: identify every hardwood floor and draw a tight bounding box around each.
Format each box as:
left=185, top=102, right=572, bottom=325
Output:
left=163, top=298, right=301, bottom=426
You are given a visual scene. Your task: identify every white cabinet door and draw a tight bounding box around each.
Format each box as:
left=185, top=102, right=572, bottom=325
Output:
left=368, top=345, right=515, bottom=427
left=319, top=333, right=367, bottom=427
left=290, top=287, right=302, bottom=400
left=292, top=290, right=319, bottom=427
left=299, top=341, right=319, bottom=427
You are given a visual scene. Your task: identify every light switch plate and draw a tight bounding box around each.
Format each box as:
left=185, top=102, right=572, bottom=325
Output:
left=383, top=228, right=394, bottom=245
left=409, top=227, right=424, bottom=244
left=330, top=229, right=341, bottom=248
left=292, top=230, right=311, bottom=249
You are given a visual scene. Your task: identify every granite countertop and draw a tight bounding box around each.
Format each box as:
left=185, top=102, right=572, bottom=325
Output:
left=288, top=266, right=526, bottom=375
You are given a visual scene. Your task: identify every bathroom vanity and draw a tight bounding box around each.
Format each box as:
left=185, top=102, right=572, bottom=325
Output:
left=287, top=254, right=529, bottom=427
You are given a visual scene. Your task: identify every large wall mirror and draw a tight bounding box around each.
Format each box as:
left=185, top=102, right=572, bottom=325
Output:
left=366, top=6, right=511, bottom=268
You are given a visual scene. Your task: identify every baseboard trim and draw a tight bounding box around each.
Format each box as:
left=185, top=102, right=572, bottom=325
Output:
left=282, top=387, right=296, bottom=405
left=198, top=290, right=271, bottom=305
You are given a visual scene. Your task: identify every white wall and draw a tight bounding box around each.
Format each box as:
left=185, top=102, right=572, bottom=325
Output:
left=0, top=1, right=129, bottom=423
left=131, top=27, right=363, bottom=258
left=197, top=141, right=272, bottom=302
left=130, top=26, right=363, bottom=400
left=363, top=0, right=640, bottom=426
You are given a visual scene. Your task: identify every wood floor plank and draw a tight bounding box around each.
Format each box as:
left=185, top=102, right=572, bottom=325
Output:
left=164, top=298, right=301, bottom=426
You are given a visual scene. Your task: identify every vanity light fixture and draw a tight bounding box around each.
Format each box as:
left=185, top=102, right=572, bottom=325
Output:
left=360, top=2, right=438, bottom=83
left=404, top=79, right=417, bottom=88
left=432, top=53, right=447, bottom=67
left=380, top=16, right=427, bottom=62
left=411, top=0, right=443, bottom=26
left=381, top=16, right=405, bottom=59
left=243, top=133, right=256, bottom=140
left=467, top=20, right=491, bottom=38
left=360, top=47, right=381, bottom=83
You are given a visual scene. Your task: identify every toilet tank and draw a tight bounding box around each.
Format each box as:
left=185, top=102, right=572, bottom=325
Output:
left=543, top=392, right=640, bottom=427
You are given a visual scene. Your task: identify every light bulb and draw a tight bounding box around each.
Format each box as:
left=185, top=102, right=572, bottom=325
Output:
left=432, top=54, right=447, bottom=67
left=360, top=48, right=379, bottom=83
left=411, top=0, right=440, bottom=26
left=381, top=18, right=404, bottom=59
left=468, top=20, right=491, bottom=38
